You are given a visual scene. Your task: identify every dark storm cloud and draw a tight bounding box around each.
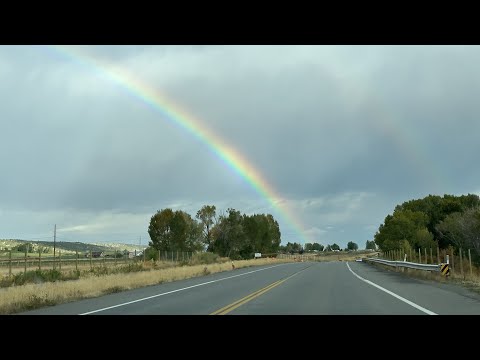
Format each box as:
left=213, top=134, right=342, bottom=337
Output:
left=1, top=45, right=480, bottom=247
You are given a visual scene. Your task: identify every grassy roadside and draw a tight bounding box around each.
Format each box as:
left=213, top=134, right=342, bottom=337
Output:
left=0, top=257, right=294, bottom=315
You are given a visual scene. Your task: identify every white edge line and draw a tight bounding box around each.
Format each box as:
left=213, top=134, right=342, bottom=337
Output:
left=346, top=262, right=437, bottom=315
left=79, top=263, right=288, bottom=315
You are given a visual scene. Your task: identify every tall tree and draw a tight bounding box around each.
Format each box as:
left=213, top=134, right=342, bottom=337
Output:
left=347, top=241, right=358, bottom=251
left=365, top=240, right=376, bottom=250
left=437, top=207, right=480, bottom=258
left=210, top=208, right=244, bottom=259
left=148, top=208, right=175, bottom=251
left=148, top=209, right=203, bottom=252
left=196, top=205, right=216, bottom=250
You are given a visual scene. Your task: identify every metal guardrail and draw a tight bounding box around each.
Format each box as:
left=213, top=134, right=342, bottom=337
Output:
left=364, top=257, right=441, bottom=272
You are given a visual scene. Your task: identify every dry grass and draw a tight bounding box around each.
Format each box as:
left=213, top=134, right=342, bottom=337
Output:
left=0, top=257, right=294, bottom=314
left=365, top=260, right=480, bottom=295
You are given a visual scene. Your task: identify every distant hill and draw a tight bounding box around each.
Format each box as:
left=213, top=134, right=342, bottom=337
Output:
left=0, top=239, right=144, bottom=254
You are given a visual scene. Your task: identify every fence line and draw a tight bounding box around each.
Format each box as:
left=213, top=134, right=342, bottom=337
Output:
left=378, top=247, right=478, bottom=280
left=0, top=250, right=197, bottom=277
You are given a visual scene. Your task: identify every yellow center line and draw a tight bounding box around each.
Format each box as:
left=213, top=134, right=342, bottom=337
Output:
left=210, top=265, right=313, bottom=315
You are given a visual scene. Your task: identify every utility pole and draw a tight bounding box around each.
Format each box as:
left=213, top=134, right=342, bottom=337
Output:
left=53, top=224, right=56, bottom=258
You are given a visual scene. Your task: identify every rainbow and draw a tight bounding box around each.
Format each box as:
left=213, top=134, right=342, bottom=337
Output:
left=42, top=45, right=312, bottom=244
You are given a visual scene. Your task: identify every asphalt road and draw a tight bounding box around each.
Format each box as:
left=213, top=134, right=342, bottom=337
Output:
left=17, top=261, right=480, bottom=315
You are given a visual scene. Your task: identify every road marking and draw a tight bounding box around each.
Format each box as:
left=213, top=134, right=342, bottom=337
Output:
left=210, top=265, right=312, bottom=315
left=79, top=263, right=289, bottom=315
left=346, top=262, right=437, bottom=315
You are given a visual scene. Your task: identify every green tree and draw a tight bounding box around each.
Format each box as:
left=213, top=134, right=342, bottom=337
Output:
left=196, top=205, right=216, bottom=251
left=148, top=209, right=203, bottom=252
left=331, top=243, right=340, bottom=251
left=365, top=240, right=376, bottom=250
left=15, top=243, right=32, bottom=253
left=312, top=243, right=324, bottom=251
left=148, top=208, right=175, bottom=251
left=414, top=228, right=437, bottom=250
left=281, top=242, right=303, bottom=253
left=210, top=208, right=245, bottom=259
left=347, top=241, right=358, bottom=251
left=394, top=194, right=480, bottom=247
left=374, top=209, right=429, bottom=251
left=437, top=207, right=480, bottom=260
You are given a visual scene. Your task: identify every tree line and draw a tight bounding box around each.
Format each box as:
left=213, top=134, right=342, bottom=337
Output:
left=373, top=193, right=480, bottom=263
left=279, top=241, right=360, bottom=254
left=147, top=205, right=282, bottom=260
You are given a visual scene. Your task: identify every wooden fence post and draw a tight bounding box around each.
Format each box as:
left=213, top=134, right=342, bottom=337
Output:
left=460, top=248, right=464, bottom=278
left=468, top=249, right=473, bottom=278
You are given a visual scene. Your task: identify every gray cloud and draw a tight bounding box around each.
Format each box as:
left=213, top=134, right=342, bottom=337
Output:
left=1, top=45, right=480, bottom=249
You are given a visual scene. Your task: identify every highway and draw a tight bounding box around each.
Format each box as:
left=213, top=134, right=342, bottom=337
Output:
left=18, top=261, right=480, bottom=315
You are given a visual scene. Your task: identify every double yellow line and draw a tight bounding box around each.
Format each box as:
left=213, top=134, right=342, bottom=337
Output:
left=210, top=266, right=311, bottom=315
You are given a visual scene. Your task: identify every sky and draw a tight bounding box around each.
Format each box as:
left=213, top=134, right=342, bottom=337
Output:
left=1, top=45, right=480, bottom=249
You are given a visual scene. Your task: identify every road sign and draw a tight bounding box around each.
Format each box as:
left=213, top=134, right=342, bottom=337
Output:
left=440, top=263, right=450, bottom=276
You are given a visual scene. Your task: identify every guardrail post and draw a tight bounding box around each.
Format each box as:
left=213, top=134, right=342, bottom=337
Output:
left=446, top=254, right=449, bottom=264
left=418, top=249, right=421, bottom=264
left=409, top=248, right=412, bottom=262
left=430, top=248, right=433, bottom=264
left=468, top=249, right=473, bottom=278
left=424, top=248, right=427, bottom=264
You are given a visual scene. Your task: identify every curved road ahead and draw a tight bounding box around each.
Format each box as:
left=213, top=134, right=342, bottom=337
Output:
left=18, top=261, right=480, bottom=315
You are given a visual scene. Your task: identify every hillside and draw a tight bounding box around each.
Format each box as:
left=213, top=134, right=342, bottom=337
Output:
left=0, top=239, right=144, bottom=255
